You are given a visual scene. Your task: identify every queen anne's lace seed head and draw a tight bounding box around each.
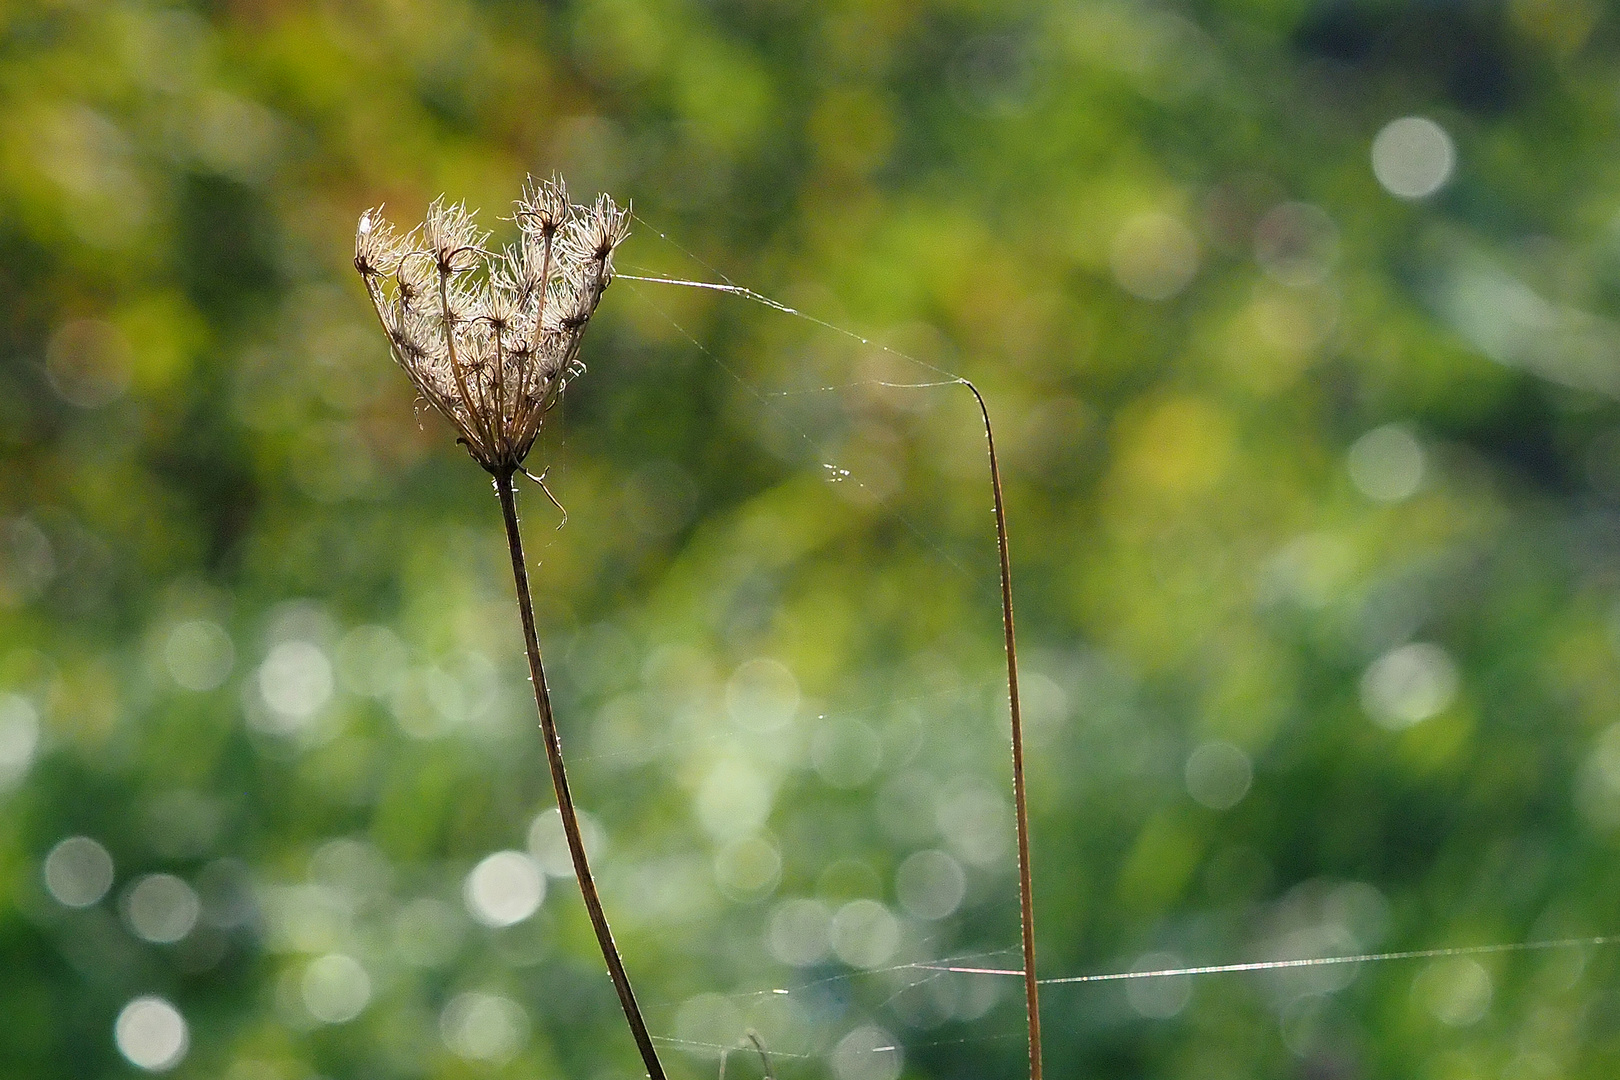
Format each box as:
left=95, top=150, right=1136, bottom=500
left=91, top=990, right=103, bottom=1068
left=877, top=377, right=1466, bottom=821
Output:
left=354, top=177, right=630, bottom=475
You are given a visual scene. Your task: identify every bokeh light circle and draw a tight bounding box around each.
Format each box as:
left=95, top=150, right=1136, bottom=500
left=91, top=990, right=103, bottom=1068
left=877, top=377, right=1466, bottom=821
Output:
left=164, top=620, right=234, bottom=691
left=301, top=953, right=371, bottom=1023
left=725, top=658, right=800, bottom=732
left=768, top=898, right=832, bottom=967
left=114, top=996, right=188, bottom=1071
left=124, top=873, right=201, bottom=943
left=895, top=849, right=966, bottom=921
left=1253, top=202, right=1338, bottom=287
left=714, top=835, right=782, bottom=897
left=1111, top=212, right=1200, bottom=301
left=696, top=760, right=774, bottom=840
left=811, top=717, right=884, bottom=788
left=0, top=693, right=40, bottom=790
left=257, top=640, right=334, bottom=723
left=440, top=991, right=529, bottom=1063
left=1372, top=116, right=1455, bottom=199
left=673, top=992, right=746, bottom=1060
left=44, top=835, right=114, bottom=908
left=1361, top=643, right=1459, bottom=729
left=1413, top=957, right=1491, bottom=1026
left=935, top=787, right=1010, bottom=868
left=1126, top=952, right=1192, bottom=1018
left=1348, top=424, right=1425, bottom=502
left=830, top=1024, right=902, bottom=1080
left=1185, top=742, right=1253, bottom=810
left=46, top=319, right=134, bottom=409
left=830, top=899, right=900, bottom=969
left=464, top=851, right=544, bottom=927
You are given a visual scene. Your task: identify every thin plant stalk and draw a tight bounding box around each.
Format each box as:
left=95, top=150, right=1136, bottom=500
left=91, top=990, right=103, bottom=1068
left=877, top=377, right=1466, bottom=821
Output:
left=717, top=1032, right=775, bottom=1080
left=599, top=269, right=1043, bottom=1078
left=964, top=379, right=1043, bottom=1080
left=746, top=1031, right=777, bottom=1080
left=495, top=470, right=667, bottom=1080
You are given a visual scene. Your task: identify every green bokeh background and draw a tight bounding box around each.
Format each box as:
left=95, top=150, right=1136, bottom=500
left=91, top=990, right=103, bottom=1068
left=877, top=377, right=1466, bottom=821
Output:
left=7, top=0, right=1620, bottom=1077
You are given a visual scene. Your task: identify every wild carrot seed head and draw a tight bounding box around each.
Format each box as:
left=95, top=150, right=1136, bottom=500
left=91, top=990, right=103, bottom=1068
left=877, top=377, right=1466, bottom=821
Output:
left=354, top=176, right=630, bottom=475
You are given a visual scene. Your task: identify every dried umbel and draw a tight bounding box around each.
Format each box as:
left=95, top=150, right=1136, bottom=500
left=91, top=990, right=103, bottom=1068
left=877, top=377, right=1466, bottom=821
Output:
left=353, top=177, right=630, bottom=475
left=354, top=179, right=663, bottom=1078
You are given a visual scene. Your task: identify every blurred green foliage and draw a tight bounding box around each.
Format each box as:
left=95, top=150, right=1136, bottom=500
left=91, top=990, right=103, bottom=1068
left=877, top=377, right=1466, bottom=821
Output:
left=7, top=0, right=1620, bottom=1078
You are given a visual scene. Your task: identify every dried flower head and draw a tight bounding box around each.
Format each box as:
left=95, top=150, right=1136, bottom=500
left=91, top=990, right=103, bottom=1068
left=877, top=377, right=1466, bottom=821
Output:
left=354, top=177, right=630, bottom=475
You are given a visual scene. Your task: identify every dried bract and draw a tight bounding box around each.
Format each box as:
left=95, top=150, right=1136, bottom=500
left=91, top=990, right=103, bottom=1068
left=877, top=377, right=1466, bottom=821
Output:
left=354, top=178, right=630, bottom=474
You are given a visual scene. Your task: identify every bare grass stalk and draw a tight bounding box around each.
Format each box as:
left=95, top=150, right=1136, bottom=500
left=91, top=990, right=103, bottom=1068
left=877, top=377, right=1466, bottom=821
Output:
left=616, top=266, right=1047, bottom=1080
left=964, top=379, right=1043, bottom=1080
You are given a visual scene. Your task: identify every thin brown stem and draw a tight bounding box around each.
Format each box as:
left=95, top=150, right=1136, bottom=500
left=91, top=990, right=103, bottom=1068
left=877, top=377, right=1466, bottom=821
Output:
left=962, top=379, right=1042, bottom=1080
left=510, top=232, right=555, bottom=443
left=494, top=471, right=667, bottom=1080
left=532, top=231, right=554, bottom=346
left=361, top=275, right=478, bottom=449
left=598, top=269, right=1043, bottom=1077
left=438, top=267, right=489, bottom=456
left=746, top=1031, right=776, bottom=1080
left=491, top=322, right=512, bottom=464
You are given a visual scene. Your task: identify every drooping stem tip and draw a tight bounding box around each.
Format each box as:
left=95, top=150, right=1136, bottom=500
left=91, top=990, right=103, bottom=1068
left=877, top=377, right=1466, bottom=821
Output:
left=964, top=379, right=1043, bottom=1080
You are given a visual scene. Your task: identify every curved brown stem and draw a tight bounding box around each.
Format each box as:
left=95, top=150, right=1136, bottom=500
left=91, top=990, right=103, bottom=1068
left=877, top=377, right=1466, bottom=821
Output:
left=963, top=379, right=1043, bottom=1080
left=602, top=268, right=1043, bottom=1078
left=494, top=471, right=667, bottom=1080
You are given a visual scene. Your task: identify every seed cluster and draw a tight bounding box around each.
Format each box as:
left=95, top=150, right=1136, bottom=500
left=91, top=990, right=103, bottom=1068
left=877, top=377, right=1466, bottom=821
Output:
left=353, top=177, right=629, bottom=474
